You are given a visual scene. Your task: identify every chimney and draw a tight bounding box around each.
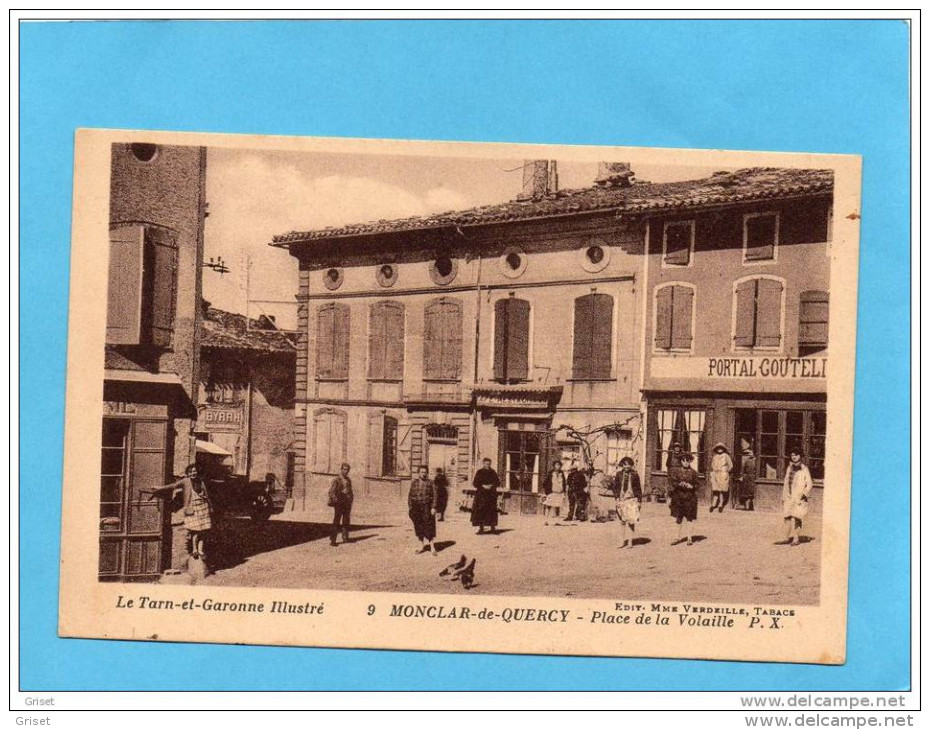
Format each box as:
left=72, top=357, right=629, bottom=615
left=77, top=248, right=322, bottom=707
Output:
left=517, top=159, right=558, bottom=200
left=595, top=162, right=634, bottom=188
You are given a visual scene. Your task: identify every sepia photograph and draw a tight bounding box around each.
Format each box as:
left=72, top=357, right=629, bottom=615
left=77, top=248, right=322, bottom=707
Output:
left=59, top=130, right=861, bottom=662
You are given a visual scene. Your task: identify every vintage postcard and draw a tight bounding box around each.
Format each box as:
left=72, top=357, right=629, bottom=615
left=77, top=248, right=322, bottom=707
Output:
left=59, top=129, right=861, bottom=663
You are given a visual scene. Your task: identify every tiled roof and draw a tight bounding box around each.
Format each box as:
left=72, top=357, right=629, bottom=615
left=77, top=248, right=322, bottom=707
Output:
left=202, top=306, right=298, bottom=354
left=272, top=167, right=833, bottom=245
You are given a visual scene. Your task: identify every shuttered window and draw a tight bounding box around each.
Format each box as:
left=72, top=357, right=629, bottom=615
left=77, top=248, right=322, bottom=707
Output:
left=316, top=303, right=350, bottom=380
left=744, top=213, right=778, bottom=261
left=799, top=290, right=829, bottom=354
left=366, top=412, right=399, bottom=477
left=423, top=298, right=463, bottom=380
left=313, top=408, right=347, bottom=473
left=493, top=298, right=530, bottom=383
left=368, top=301, right=405, bottom=380
left=663, top=221, right=693, bottom=266
left=107, top=224, right=177, bottom=347
left=572, top=293, right=613, bottom=379
left=654, top=285, right=694, bottom=351
left=734, top=277, right=784, bottom=349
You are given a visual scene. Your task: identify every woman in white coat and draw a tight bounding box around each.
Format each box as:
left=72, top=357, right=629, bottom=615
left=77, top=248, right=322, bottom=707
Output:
left=708, top=443, right=733, bottom=513
left=781, top=448, right=813, bottom=546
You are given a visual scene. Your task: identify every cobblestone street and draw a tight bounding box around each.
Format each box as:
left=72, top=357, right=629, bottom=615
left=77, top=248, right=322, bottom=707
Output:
left=198, top=499, right=822, bottom=606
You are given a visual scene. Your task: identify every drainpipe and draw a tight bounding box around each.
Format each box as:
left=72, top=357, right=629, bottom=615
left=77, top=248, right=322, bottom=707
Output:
left=470, top=255, right=483, bottom=477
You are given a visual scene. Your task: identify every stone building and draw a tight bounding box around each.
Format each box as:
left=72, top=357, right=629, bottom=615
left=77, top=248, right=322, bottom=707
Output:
left=196, top=305, right=297, bottom=487
left=100, top=142, right=207, bottom=580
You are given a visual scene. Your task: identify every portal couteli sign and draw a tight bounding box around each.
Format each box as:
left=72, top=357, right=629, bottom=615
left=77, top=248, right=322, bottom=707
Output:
left=200, top=405, right=244, bottom=432
left=651, top=356, right=827, bottom=380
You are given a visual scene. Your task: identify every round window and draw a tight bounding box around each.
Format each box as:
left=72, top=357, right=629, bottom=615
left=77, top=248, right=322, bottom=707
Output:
left=129, top=143, right=158, bottom=163
left=323, top=267, right=344, bottom=291
left=376, top=263, right=399, bottom=287
left=579, top=239, right=611, bottom=272
left=499, top=247, right=528, bottom=279
left=428, top=255, right=458, bottom=286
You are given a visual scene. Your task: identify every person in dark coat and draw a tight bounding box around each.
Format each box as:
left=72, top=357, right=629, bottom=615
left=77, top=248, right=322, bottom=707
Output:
left=738, top=447, right=757, bottom=511
left=327, top=462, right=354, bottom=546
left=668, top=452, right=699, bottom=546
left=433, top=467, right=450, bottom=521
left=408, top=465, right=439, bottom=555
left=471, top=457, right=500, bottom=534
left=566, top=461, right=588, bottom=521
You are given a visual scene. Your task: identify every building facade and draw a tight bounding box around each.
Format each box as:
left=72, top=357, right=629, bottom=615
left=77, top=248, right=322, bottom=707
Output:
left=100, top=142, right=207, bottom=581
left=640, top=168, right=833, bottom=506
left=274, top=163, right=646, bottom=512
left=197, top=305, right=297, bottom=487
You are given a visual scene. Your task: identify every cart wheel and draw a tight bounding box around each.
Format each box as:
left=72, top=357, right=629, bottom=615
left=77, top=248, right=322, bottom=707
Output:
left=250, top=493, right=273, bottom=522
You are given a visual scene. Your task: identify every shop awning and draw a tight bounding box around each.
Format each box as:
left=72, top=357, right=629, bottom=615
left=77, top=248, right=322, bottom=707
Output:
left=104, top=369, right=184, bottom=386
left=195, top=439, right=233, bottom=458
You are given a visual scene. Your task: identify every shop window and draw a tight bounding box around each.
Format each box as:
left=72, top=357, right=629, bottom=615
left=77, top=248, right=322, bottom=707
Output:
left=368, top=301, right=405, bottom=380
left=499, top=430, right=543, bottom=492
left=312, top=408, right=347, bottom=474
left=572, top=293, right=613, bottom=379
left=316, top=303, right=350, bottom=380
left=662, top=220, right=694, bottom=266
left=493, top=297, right=530, bottom=383
left=107, top=224, right=178, bottom=347
left=423, top=298, right=463, bottom=380
left=606, top=429, right=633, bottom=473
left=733, top=408, right=826, bottom=482
left=733, top=276, right=784, bottom=350
left=744, top=212, right=779, bottom=262
left=100, top=419, right=130, bottom=533
left=367, top=412, right=398, bottom=477
left=799, top=290, right=829, bottom=356
left=654, top=408, right=706, bottom=474
left=654, top=284, right=695, bottom=352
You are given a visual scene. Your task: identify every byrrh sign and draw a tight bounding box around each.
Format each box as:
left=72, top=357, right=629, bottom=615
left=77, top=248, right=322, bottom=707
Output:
left=651, top=356, right=827, bottom=380
left=200, top=404, right=244, bottom=432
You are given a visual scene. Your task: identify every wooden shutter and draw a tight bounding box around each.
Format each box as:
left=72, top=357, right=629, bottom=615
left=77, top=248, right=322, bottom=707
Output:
left=106, top=225, right=144, bottom=345
left=799, top=291, right=829, bottom=347
left=664, top=222, right=692, bottom=265
left=423, top=301, right=441, bottom=380
left=385, top=302, right=405, bottom=380
left=368, top=303, right=386, bottom=380
left=733, top=280, right=756, bottom=348
left=147, top=227, right=178, bottom=347
left=442, top=299, right=462, bottom=379
left=572, top=294, right=594, bottom=379
left=745, top=214, right=777, bottom=260
left=493, top=299, right=508, bottom=381
left=332, top=304, right=350, bottom=379
left=755, top=278, right=784, bottom=347
left=367, top=412, right=383, bottom=476
left=506, top=299, right=530, bottom=381
left=313, top=409, right=331, bottom=471
left=332, top=410, right=347, bottom=468
left=591, top=294, right=613, bottom=378
left=654, top=286, right=673, bottom=350
left=670, top=286, right=694, bottom=350
left=316, top=305, right=335, bottom=379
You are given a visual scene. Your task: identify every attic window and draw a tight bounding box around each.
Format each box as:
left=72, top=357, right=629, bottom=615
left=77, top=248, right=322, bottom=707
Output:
left=580, top=239, right=611, bottom=272
left=429, top=255, right=458, bottom=286
left=435, top=256, right=453, bottom=277
left=505, top=252, right=522, bottom=270
left=129, top=143, right=158, bottom=163
left=500, top=247, right=528, bottom=279
left=323, top=267, right=344, bottom=291
left=586, top=246, right=604, bottom=265
left=376, top=263, right=398, bottom=288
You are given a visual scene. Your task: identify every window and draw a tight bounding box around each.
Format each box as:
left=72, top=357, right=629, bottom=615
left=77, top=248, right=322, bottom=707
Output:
left=572, top=293, right=613, bottom=379
left=493, top=297, right=530, bottom=383
left=605, top=428, right=633, bottom=473
left=743, top=212, right=779, bottom=262
left=423, top=298, right=463, bottom=380
left=312, top=408, right=347, bottom=474
left=734, top=409, right=826, bottom=482
left=799, top=290, right=829, bottom=356
left=368, top=301, right=405, bottom=380
left=100, top=419, right=131, bottom=534
left=204, top=361, right=247, bottom=404
left=429, top=255, right=458, bottom=285
left=376, top=263, right=398, bottom=287
left=733, top=276, right=784, bottom=350
left=316, top=303, right=350, bottom=380
left=323, top=267, right=343, bottom=291
left=654, top=284, right=694, bottom=352
left=579, top=240, right=611, bottom=273
left=654, top=409, right=706, bottom=474
left=367, top=412, right=399, bottom=477
left=499, top=430, right=543, bottom=492
left=106, top=224, right=178, bottom=347
left=663, top=220, right=694, bottom=266
left=499, top=246, right=528, bottom=278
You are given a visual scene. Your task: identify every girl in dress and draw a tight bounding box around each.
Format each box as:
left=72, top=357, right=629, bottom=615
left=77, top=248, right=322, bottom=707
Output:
left=709, top=443, right=733, bottom=513
left=613, top=456, right=642, bottom=548
left=669, top=452, right=699, bottom=546
left=782, top=448, right=813, bottom=546
left=541, top=459, right=567, bottom=526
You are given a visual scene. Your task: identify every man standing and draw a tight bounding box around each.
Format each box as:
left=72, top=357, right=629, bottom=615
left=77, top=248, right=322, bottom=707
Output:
left=566, top=460, right=588, bottom=521
left=408, top=465, right=439, bottom=555
left=471, top=457, right=500, bottom=535
left=434, top=467, right=449, bottom=522
left=327, top=462, right=354, bottom=547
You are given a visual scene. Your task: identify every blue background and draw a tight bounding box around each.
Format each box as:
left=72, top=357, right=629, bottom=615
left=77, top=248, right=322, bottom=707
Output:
left=19, top=19, right=911, bottom=691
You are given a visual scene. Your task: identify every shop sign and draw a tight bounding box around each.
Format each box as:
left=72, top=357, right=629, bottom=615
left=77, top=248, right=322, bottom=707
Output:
left=200, top=404, right=244, bottom=432
left=651, top=356, right=827, bottom=380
